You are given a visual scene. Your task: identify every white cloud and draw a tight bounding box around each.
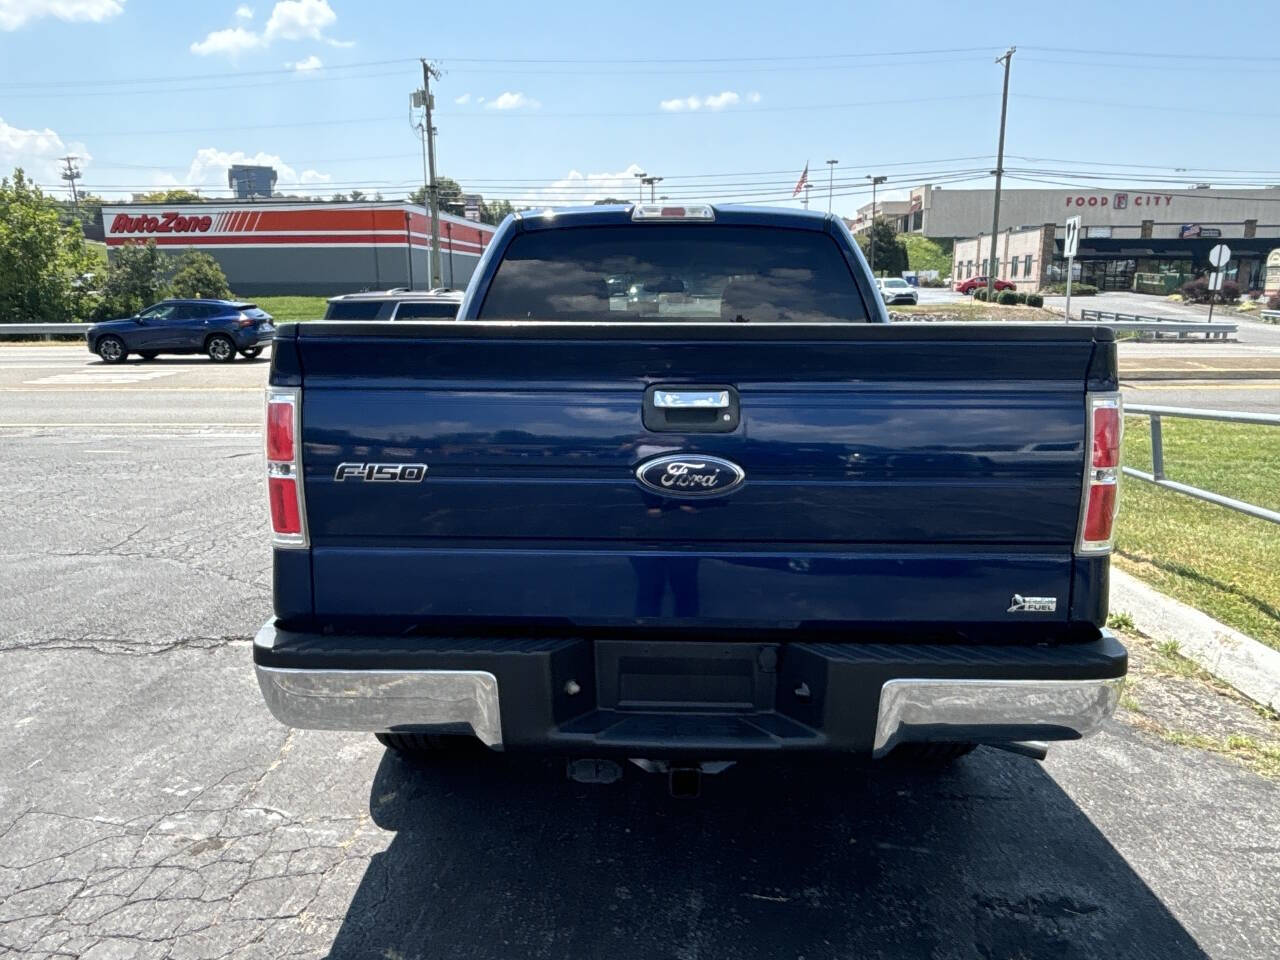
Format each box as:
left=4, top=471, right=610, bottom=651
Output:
left=286, top=54, right=322, bottom=71
left=659, top=90, right=756, bottom=112
left=0, top=0, right=124, bottom=31
left=163, top=147, right=330, bottom=195
left=485, top=91, right=540, bottom=111
left=190, top=25, right=262, bottom=56
left=702, top=91, right=740, bottom=110
left=191, top=0, right=348, bottom=57
left=454, top=93, right=471, bottom=105
left=263, top=0, right=333, bottom=41
left=0, top=116, right=91, bottom=187
left=747, top=91, right=762, bottom=104
left=530, top=164, right=647, bottom=206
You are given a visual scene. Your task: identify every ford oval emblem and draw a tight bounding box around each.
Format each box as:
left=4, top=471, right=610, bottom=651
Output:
left=634, top=454, right=745, bottom=498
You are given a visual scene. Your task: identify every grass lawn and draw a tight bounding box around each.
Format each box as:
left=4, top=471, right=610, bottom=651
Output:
left=1116, top=415, right=1280, bottom=651
left=251, top=296, right=328, bottom=324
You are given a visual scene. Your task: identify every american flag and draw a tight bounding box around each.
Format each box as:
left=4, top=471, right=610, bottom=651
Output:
left=792, top=162, right=809, bottom=197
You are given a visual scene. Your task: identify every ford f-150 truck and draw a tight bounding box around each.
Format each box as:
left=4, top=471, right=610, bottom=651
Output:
left=254, top=203, right=1126, bottom=786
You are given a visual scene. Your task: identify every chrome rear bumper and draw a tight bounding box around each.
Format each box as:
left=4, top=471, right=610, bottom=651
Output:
left=256, top=665, right=503, bottom=748
left=871, top=677, right=1122, bottom=758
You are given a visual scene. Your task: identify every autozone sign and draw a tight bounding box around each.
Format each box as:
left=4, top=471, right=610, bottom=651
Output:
left=109, top=212, right=213, bottom=234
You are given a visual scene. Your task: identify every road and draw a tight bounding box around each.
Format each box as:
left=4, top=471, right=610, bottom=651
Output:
left=1, top=344, right=1277, bottom=958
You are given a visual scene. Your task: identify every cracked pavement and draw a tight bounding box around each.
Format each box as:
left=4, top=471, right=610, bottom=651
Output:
left=1, top=347, right=1278, bottom=959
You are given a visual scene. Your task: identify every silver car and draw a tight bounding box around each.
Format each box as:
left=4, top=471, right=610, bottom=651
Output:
left=876, top=277, right=919, bottom=305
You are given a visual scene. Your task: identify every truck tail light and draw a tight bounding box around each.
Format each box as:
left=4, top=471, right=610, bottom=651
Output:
left=266, top=388, right=308, bottom=548
left=1076, top=392, right=1123, bottom=555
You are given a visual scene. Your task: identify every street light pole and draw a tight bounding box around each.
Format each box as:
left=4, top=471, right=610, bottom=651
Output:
left=986, top=46, right=1016, bottom=303
left=803, top=183, right=812, bottom=210
left=866, top=175, right=887, bottom=276
left=641, top=175, right=663, bottom=202
left=825, top=159, right=838, bottom=214
left=633, top=171, right=647, bottom=203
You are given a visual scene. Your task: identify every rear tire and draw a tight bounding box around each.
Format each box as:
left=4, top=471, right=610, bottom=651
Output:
left=206, top=334, right=236, bottom=363
left=375, top=731, right=480, bottom=758
left=885, top=742, right=976, bottom=768
left=96, top=336, right=127, bottom=364
left=138, top=351, right=158, bottom=361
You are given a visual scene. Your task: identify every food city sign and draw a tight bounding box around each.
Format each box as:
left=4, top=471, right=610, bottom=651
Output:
left=108, top=212, right=213, bottom=235
left=1065, top=193, right=1175, bottom=209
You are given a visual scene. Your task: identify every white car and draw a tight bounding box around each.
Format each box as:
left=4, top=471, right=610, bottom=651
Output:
left=876, top=277, right=918, bottom=305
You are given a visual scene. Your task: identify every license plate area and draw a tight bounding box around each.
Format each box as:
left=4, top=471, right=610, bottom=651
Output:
left=595, top=639, right=778, bottom=712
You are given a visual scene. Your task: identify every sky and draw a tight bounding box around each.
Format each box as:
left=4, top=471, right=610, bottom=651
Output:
left=2, top=0, right=1279, bottom=217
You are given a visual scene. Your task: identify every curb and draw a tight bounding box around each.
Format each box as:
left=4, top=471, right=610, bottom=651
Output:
left=1120, top=370, right=1280, bottom=382
left=1110, top=568, right=1280, bottom=712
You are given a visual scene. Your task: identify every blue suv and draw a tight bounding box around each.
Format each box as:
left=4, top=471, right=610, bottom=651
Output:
left=87, top=299, right=276, bottom=364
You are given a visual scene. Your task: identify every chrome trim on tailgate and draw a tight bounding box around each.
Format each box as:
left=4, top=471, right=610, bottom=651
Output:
left=872, top=678, right=1121, bottom=758
left=256, top=666, right=503, bottom=748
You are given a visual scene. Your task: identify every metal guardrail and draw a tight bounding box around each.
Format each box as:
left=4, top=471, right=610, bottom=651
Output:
left=1262, top=309, right=1280, bottom=323
left=0, top=323, right=92, bottom=336
left=1079, top=309, right=1235, bottom=338
left=1123, top=404, right=1280, bottom=525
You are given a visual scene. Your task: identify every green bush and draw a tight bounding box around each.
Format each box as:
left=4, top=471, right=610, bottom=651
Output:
left=1013, top=292, right=1028, bottom=304
left=973, top=288, right=989, bottom=301
left=1041, top=282, right=1098, bottom=296
left=93, top=239, right=169, bottom=319
left=1026, top=293, right=1044, bottom=307
left=171, top=250, right=231, bottom=300
left=997, top=291, right=1019, bottom=305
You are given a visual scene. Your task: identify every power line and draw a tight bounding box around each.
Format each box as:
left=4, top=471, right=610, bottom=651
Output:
left=1018, top=44, right=1280, bottom=63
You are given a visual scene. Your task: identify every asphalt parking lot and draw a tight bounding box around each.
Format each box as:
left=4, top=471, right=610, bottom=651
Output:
left=2, top=345, right=1278, bottom=959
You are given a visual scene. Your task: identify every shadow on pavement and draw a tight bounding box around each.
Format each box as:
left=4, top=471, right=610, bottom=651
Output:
left=329, top=747, right=1206, bottom=960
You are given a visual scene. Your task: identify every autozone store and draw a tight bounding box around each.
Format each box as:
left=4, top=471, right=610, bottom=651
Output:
left=101, top=201, right=495, bottom=296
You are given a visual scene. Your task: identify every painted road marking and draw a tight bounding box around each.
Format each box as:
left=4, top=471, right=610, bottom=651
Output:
left=25, top=371, right=181, bottom=385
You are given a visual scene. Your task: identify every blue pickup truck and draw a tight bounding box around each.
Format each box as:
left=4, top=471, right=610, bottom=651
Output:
left=254, top=203, right=1126, bottom=788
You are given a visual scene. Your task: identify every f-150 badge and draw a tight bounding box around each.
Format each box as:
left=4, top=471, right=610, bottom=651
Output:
left=334, top=462, right=427, bottom=482
left=635, top=454, right=745, bottom=498
left=1007, top=594, right=1057, bottom=613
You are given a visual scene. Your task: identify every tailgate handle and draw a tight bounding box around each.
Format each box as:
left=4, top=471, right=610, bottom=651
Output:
left=644, top=385, right=739, bottom=433
left=653, top=390, right=730, bottom=409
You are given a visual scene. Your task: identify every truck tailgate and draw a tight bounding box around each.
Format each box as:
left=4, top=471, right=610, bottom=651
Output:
left=288, top=323, right=1113, bottom=631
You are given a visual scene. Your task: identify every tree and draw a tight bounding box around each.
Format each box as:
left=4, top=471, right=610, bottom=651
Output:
left=855, top=216, right=908, bottom=277
left=130, top=189, right=203, bottom=203
left=171, top=250, right=232, bottom=300
left=0, top=168, right=99, bottom=323
left=409, top=176, right=464, bottom=213
left=480, top=198, right=515, bottom=224
left=593, top=197, right=628, bottom=205
left=900, top=234, right=953, bottom=275
left=95, top=240, right=169, bottom=318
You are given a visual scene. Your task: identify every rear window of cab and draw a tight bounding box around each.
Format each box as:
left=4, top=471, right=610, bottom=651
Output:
left=478, top=225, right=869, bottom=323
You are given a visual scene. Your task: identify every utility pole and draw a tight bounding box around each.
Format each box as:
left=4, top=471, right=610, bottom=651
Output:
left=415, top=59, right=444, bottom=289
left=825, top=159, right=838, bottom=214
left=802, top=182, right=812, bottom=210
left=633, top=171, right=647, bottom=203
left=866, top=175, right=887, bottom=276
left=986, top=46, right=1015, bottom=302
left=60, top=155, right=82, bottom=216
left=641, top=175, right=663, bottom=202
